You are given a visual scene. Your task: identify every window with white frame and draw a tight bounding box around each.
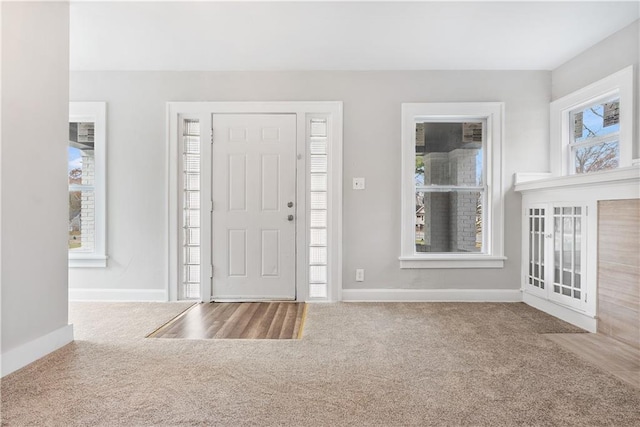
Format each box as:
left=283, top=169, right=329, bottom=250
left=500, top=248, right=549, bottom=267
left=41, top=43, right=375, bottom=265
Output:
left=550, top=66, right=634, bottom=176
left=180, top=118, right=201, bottom=299
left=308, top=117, right=329, bottom=299
left=569, top=97, right=620, bottom=174
left=68, top=102, right=107, bottom=268
left=400, top=103, right=505, bottom=268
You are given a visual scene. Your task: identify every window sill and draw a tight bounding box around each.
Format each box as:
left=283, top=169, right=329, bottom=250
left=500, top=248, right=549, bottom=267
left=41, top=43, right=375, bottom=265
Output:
left=514, top=165, right=640, bottom=193
left=69, top=255, right=108, bottom=268
left=399, top=255, right=506, bottom=269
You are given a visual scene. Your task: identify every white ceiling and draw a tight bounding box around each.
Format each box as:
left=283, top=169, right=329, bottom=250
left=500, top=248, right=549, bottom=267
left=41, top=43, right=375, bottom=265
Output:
left=70, top=1, right=640, bottom=71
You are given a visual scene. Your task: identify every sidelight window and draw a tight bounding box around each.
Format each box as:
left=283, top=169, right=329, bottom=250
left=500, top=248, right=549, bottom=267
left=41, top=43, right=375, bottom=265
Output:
left=308, top=117, right=329, bottom=298
left=181, top=118, right=201, bottom=299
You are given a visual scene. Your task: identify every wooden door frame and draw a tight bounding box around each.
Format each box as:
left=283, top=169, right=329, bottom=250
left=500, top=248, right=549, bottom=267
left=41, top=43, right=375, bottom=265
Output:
left=167, top=102, right=343, bottom=303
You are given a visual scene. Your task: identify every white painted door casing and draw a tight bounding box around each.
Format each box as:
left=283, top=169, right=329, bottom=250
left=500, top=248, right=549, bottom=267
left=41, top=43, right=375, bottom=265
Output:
left=167, top=101, right=343, bottom=304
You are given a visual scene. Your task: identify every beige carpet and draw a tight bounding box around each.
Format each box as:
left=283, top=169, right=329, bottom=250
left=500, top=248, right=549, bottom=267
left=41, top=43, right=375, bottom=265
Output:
left=2, top=302, right=639, bottom=426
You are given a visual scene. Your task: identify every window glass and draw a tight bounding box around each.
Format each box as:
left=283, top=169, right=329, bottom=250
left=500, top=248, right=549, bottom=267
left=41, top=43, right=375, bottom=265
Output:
left=569, top=98, right=620, bottom=174
left=571, top=100, right=619, bottom=143
left=182, top=119, right=201, bottom=299
left=308, top=118, right=329, bottom=298
left=414, top=122, right=484, bottom=253
left=68, top=122, right=95, bottom=252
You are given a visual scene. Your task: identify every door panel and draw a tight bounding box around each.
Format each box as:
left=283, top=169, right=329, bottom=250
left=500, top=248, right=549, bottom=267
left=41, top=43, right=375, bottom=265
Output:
left=212, top=114, right=296, bottom=300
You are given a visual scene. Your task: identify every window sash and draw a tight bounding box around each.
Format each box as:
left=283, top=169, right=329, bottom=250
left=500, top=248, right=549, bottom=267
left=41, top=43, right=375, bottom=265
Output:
left=570, top=134, right=619, bottom=174
left=569, top=132, right=619, bottom=149
left=549, top=66, right=633, bottom=177
left=400, top=102, right=505, bottom=268
left=68, top=102, right=107, bottom=268
left=415, top=189, right=485, bottom=254
left=416, top=185, right=485, bottom=192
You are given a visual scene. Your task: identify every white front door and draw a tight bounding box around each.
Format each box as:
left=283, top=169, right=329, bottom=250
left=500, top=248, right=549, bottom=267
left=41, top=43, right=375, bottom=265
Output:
left=211, top=114, right=297, bottom=300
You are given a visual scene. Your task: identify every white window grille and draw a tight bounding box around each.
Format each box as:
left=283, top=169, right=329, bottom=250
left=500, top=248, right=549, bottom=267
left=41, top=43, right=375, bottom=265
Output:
left=181, top=118, right=201, bottom=299
left=526, top=207, right=546, bottom=290
left=552, top=206, right=584, bottom=301
left=308, top=118, right=328, bottom=298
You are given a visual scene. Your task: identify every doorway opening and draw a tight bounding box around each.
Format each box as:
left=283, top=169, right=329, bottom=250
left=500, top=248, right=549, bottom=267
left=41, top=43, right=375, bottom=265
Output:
left=167, top=102, right=343, bottom=303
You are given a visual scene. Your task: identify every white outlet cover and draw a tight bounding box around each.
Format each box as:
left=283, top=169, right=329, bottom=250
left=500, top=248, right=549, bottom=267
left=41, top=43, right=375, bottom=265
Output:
left=353, top=177, right=365, bottom=190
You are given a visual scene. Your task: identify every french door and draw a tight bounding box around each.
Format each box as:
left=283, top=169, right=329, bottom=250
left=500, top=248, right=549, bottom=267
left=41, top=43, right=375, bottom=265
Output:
left=525, top=204, right=588, bottom=310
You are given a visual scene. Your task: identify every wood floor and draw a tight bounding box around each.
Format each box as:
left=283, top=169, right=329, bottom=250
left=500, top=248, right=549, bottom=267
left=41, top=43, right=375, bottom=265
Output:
left=148, top=302, right=306, bottom=339
left=545, top=333, right=640, bottom=389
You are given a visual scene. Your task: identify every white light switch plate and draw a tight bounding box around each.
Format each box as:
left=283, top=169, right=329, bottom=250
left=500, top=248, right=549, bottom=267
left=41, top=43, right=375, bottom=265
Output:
left=353, top=177, right=365, bottom=190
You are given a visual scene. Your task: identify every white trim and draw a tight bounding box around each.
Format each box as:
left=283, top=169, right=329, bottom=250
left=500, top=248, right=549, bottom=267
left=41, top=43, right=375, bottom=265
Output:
left=68, top=255, right=108, bottom=268
left=550, top=65, right=634, bottom=177
left=342, top=288, right=521, bottom=302
left=512, top=172, right=553, bottom=185
left=514, top=164, right=640, bottom=192
left=523, top=291, right=596, bottom=332
left=69, top=102, right=107, bottom=268
left=399, top=256, right=506, bottom=269
left=1, top=324, right=74, bottom=377
left=400, top=102, right=505, bottom=268
left=167, top=102, right=343, bottom=303
left=69, top=288, right=168, bottom=302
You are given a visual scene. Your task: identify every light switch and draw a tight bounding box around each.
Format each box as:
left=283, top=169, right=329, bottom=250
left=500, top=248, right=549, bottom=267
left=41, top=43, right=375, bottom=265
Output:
left=353, top=177, right=365, bottom=190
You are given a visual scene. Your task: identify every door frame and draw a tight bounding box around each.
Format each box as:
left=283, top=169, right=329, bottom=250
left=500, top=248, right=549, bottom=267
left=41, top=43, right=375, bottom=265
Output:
left=167, top=102, right=343, bottom=303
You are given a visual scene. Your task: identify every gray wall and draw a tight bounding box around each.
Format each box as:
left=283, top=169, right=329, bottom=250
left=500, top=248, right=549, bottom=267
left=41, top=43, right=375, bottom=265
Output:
left=551, top=19, right=639, bottom=163
left=552, top=19, right=639, bottom=100
left=70, top=70, right=550, bottom=294
left=1, top=2, right=70, bottom=352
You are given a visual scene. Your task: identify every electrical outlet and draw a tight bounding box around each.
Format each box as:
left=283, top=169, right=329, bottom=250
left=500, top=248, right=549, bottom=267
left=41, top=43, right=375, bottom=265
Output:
left=355, top=269, right=365, bottom=282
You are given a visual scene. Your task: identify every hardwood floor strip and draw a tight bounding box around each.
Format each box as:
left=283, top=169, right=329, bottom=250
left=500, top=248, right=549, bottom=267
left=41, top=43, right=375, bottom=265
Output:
left=266, top=303, right=289, bottom=339
left=226, top=303, right=262, bottom=338
left=279, top=303, right=298, bottom=339
left=150, top=302, right=306, bottom=340
left=213, top=303, right=252, bottom=338
left=545, top=333, right=640, bottom=389
left=295, top=303, right=308, bottom=339
left=240, top=302, right=271, bottom=339
left=251, top=302, right=280, bottom=339
left=145, top=303, right=197, bottom=338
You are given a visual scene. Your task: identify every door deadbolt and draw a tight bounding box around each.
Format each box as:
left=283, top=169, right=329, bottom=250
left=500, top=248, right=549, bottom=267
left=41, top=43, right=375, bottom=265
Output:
left=287, top=214, right=294, bottom=221
left=287, top=202, right=294, bottom=208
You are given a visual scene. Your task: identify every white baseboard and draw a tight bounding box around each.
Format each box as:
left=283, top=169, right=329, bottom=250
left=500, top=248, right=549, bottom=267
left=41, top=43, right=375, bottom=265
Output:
left=342, top=288, right=522, bottom=302
left=523, top=292, right=596, bottom=332
left=69, top=288, right=168, bottom=302
left=1, top=324, right=74, bottom=377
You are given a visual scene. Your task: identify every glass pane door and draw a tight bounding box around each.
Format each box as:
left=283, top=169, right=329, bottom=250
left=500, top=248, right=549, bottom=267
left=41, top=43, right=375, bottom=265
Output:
left=550, top=206, right=585, bottom=309
left=526, top=207, right=546, bottom=292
